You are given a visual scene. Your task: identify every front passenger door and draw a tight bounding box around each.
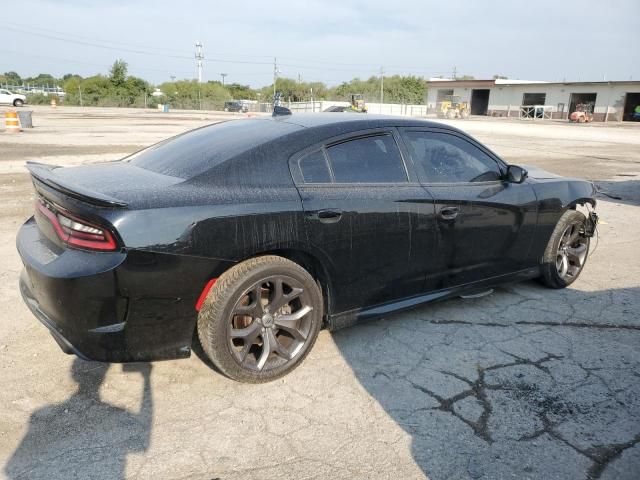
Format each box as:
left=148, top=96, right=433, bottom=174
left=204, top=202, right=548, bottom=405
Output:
left=400, top=128, right=538, bottom=289
left=291, top=130, right=437, bottom=315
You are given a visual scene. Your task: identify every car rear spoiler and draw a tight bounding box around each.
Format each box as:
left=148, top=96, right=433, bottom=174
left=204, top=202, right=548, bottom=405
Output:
left=26, top=161, right=128, bottom=208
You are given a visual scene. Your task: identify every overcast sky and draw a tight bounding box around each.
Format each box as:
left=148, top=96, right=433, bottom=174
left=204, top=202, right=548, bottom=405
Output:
left=1, top=0, right=638, bottom=87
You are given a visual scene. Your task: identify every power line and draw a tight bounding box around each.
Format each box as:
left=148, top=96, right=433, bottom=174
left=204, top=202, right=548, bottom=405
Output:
left=0, top=48, right=192, bottom=77
left=0, top=21, right=275, bottom=60
left=0, top=22, right=455, bottom=84
left=0, top=22, right=450, bottom=74
left=0, top=24, right=275, bottom=66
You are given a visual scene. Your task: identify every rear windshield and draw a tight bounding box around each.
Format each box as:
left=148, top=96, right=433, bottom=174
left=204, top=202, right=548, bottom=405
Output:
left=127, top=119, right=300, bottom=179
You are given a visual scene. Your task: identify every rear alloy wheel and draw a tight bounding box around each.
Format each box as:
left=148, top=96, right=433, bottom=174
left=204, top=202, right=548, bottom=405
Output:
left=13, top=99, right=24, bottom=107
left=539, top=210, right=590, bottom=288
left=197, top=256, right=322, bottom=382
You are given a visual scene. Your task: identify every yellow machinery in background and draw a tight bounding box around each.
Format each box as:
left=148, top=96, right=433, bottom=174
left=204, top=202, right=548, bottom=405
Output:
left=348, top=94, right=367, bottom=113
left=436, top=95, right=470, bottom=119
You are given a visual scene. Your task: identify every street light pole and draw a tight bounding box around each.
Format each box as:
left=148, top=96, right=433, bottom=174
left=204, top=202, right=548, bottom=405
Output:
left=221, top=73, right=228, bottom=86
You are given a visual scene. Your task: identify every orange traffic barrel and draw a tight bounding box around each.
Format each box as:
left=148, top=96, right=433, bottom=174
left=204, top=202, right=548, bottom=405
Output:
left=4, top=111, right=21, bottom=133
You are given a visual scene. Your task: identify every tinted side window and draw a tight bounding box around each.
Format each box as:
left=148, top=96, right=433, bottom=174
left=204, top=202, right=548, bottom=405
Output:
left=299, top=150, right=331, bottom=183
left=404, top=131, right=502, bottom=183
left=326, top=135, right=407, bottom=183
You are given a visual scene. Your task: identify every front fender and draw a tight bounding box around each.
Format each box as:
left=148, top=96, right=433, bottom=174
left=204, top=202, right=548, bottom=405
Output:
left=529, top=178, right=597, bottom=261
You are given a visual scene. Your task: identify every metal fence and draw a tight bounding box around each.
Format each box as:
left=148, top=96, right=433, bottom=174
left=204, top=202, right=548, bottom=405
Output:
left=285, top=100, right=429, bottom=117
left=519, top=105, right=554, bottom=120
left=1, top=83, right=66, bottom=97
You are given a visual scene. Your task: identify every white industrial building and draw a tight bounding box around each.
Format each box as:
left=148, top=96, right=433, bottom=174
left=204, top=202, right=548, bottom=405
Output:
left=425, top=79, right=640, bottom=122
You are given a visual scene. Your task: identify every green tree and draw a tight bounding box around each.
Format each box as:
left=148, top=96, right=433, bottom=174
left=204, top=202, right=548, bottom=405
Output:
left=3, top=71, right=21, bottom=84
left=109, top=59, right=128, bottom=87
left=159, top=80, right=231, bottom=110
left=224, top=82, right=258, bottom=100
left=79, top=75, right=112, bottom=105
left=63, top=73, right=82, bottom=81
left=493, top=74, right=508, bottom=79
left=23, top=73, right=57, bottom=85
left=262, top=77, right=330, bottom=103
left=329, top=75, right=426, bottom=104
left=62, top=76, right=83, bottom=104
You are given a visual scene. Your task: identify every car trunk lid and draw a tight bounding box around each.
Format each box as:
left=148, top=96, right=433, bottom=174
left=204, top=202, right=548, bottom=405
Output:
left=27, top=161, right=184, bottom=250
left=27, top=161, right=185, bottom=208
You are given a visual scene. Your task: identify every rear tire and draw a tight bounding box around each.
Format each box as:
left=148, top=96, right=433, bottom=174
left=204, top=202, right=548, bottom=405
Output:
left=539, top=210, right=590, bottom=289
left=13, top=99, right=24, bottom=107
left=197, top=255, right=323, bottom=383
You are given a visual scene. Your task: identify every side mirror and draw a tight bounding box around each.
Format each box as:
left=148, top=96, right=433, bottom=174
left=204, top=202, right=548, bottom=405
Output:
left=506, top=165, right=528, bottom=183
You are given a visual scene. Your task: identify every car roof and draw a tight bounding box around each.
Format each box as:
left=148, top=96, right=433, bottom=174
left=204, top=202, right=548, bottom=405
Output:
left=128, top=113, right=467, bottom=186
left=269, top=112, right=452, bottom=130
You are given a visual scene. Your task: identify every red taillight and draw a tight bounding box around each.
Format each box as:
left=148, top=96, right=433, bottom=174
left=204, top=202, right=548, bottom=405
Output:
left=36, top=200, right=117, bottom=251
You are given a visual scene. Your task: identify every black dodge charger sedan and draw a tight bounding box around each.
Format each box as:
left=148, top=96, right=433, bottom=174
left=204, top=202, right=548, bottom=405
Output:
left=17, top=113, right=597, bottom=382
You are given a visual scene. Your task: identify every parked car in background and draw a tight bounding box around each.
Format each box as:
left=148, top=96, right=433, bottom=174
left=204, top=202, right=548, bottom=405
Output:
left=17, top=113, right=598, bottom=383
left=324, top=105, right=350, bottom=112
left=0, top=89, right=27, bottom=107
left=224, top=101, right=248, bottom=113
left=43, top=86, right=66, bottom=98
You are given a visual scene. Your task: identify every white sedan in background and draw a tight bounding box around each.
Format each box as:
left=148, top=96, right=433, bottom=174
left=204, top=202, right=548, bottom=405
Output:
left=0, top=89, right=27, bottom=107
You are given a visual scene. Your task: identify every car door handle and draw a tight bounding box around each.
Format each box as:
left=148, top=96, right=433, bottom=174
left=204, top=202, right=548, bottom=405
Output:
left=439, top=206, right=459, bottom=220
left=308, top=209, right=343, bottom=224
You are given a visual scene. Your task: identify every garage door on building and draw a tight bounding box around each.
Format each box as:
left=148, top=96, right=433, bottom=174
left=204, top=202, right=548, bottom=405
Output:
left=623, top=93, right=640, bottom=121
left=568, top=93, right=597, bottom=117
left=471, top=89, right=490, bottom=115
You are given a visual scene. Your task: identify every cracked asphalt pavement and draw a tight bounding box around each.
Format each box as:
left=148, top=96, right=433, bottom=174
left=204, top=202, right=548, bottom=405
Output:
left=0, top=107, right=639, bottom=479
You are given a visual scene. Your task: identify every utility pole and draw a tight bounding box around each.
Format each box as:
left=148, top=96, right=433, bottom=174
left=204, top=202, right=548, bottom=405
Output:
left=220, top=73, right=227, bottom=86
left=380, top=67, right=384, bottom=113
left=452, top=66, right=457, bottom=80
left=273, top=57, right=279, bottom=99
left=310, top=87, right=314, bottom=112
left=78, top=85, right=83, bottom=107
left=195, top=42, right=204, bottom=83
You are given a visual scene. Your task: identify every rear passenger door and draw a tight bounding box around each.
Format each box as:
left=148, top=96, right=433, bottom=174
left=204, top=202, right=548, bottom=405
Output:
left=290, top=129, right=438, bottom=315
left=399, top=128, right=538, bottom=289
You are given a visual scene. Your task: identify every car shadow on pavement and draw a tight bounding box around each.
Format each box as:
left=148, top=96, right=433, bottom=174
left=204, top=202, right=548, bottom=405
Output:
left=4, top=358, right=153, bottom=480
left=332, top=282, right=640, bottom=480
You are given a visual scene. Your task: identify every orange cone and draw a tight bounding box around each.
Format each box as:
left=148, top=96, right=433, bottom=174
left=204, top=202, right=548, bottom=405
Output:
left=4, top=111, right=21, bottom=133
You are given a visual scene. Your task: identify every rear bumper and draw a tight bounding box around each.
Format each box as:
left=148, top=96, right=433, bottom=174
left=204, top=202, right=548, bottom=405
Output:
left=17, top=216, right=234, bottom=362
left=17, top=216, right=133, bottom=361
left=19, top=271, right=89, bottom=360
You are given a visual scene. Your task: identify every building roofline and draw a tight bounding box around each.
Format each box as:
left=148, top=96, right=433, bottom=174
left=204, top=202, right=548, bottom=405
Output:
left=426, top=79, right=640, bottom=87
